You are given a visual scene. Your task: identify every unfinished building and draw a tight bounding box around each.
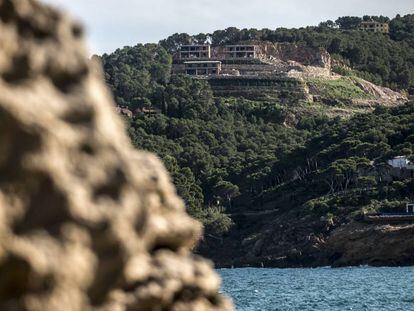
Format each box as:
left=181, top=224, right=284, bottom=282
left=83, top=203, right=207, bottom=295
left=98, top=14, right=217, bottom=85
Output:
left=184, top=61, right=222, bottom=75
left=172, top=42, right=332, bottom=101
left=359, top=21, right=389, bottom=33
left=225, top=45, right=257, bottom=59
left=173, top=42, right=331, bottom=77
left=180, top=45, right=211, bottom=59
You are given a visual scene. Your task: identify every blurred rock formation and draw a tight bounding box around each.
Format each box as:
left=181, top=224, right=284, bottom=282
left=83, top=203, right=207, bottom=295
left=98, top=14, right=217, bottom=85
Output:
left=0, top=0, right=232, bottom=310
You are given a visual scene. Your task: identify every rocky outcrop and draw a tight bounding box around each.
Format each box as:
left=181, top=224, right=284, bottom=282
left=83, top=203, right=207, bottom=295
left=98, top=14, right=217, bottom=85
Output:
left=325, top=222, right=414, bottom=267
left=200, top=209, right=414, bottom=268
left=0, top=0, right=232, bottom=310
left=353, top=78, right=407, bottom=105
left=208, top=41, right=332, bottom=70
left=257, top=42, right=331, bottom=70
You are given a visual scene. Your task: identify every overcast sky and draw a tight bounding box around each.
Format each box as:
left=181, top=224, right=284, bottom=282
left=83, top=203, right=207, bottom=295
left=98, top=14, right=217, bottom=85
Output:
left=42, top=0, right=413, bottom=55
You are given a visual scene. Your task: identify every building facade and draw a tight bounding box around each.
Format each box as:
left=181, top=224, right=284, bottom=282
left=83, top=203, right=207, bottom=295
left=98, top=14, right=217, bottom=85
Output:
left=180, top=45, right=211, bottom=59
left=360, top=21, right=389, bottom=33
left=225, top=45, right=257, bottom=59
left=184, top=61, right=222, bottom=76
left=387, top=156, right=414, bottom=169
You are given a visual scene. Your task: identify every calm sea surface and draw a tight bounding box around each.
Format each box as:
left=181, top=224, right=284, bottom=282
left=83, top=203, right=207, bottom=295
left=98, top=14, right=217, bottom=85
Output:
left=218, top=267, right=414, bottom=311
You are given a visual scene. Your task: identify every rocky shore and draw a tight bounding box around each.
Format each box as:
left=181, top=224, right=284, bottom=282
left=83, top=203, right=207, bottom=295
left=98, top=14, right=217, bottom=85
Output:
left=199, top=212, right=414, bottom=269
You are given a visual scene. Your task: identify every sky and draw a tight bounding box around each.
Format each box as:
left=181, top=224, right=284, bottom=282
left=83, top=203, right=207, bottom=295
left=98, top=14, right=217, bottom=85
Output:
left=42, top=0, right=413, bottom=55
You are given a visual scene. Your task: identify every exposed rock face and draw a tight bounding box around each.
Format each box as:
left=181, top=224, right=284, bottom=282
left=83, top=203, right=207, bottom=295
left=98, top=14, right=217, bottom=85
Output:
left=200, top=211, right=414, bottom=269
left=325, top=222, right=414, bottom=267
left=352, top=78, right=407, bottom=104
left=199, top=209, right=332, bottom=268
left=257, top=42, right=332, bottom=70
left=206, top=41, right=331, bottom=70
left=0, top=0, right=232, bottom=310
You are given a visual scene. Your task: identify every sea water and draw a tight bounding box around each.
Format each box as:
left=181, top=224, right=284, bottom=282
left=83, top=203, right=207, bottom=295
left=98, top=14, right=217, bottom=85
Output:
left=218, top=267, right=414, bottom=311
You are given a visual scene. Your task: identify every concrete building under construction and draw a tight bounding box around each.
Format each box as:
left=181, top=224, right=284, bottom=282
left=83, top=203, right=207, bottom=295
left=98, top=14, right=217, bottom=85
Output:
left=359, top=21, right=389, bottom=33
left=225, top=45, right=257, bottom=59
left=184, top=61, right=222, bottom=76
left=180, top=45, right=211, bottom=59
left=171, top=41, right=332, bottom=101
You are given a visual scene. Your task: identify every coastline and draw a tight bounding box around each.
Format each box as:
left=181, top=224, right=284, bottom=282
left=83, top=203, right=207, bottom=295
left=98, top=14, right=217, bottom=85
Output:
left=200, top=221, right=414, bottom=270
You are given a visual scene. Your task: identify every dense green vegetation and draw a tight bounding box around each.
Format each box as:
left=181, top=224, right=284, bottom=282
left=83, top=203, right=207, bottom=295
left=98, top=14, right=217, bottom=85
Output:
left=125, top=76, right=308, bottom=233
left=100, top=15, right=414, bottom=235
left=101, top=44, right=172, bottom=110
left=262, top=102, right=414, bottom=221
left=307, top=77, right=375, bottom=102
left=161, top=14, right=414, bottom=93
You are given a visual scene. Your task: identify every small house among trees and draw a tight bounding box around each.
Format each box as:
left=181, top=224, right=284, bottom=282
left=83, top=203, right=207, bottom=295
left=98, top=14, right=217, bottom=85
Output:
left=387, top=156, right=414, bottom=169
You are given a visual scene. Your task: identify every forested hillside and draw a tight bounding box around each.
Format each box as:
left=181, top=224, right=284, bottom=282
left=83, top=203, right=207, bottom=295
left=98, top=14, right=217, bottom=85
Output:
left=264, top=102, right=414, bottom=215
left=100, top=15, right=414, bottom=265
left=202, top=102, right=414, bottom=267
left=126, top=75, right=312, bottom=234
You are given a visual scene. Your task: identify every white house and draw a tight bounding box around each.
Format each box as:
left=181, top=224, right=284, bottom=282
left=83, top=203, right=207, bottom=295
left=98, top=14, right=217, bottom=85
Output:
left=387, top=156, right=414, bottom=170
left=406, top=203, right=414, bottom=214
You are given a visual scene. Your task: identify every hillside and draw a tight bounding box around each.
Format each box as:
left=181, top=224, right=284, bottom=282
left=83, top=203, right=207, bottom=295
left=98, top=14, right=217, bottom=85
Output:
left=199, top=103, right=414, bottom=267
left=161, top=14, right=414, bottom=94
left=100, top=14, right=414, bottom=267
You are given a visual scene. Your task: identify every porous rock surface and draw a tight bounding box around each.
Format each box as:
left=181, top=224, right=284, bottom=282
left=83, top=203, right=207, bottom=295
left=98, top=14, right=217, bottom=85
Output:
left=0, top=0, right=232, bottom=310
